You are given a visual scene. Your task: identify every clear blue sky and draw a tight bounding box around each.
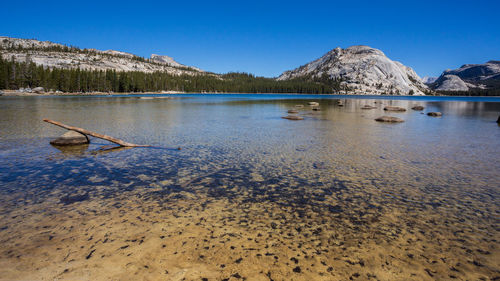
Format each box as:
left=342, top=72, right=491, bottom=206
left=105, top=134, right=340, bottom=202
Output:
left=2, top=0, right=499, bottom=78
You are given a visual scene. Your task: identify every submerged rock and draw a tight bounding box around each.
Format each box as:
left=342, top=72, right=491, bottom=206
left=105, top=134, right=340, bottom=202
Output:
left=50, top=130, right=90, bottom=145
left=288, top=109, right=299, bottom=114
left=427, top=112, right=442, bottom=117
left=361, top=105, right=376, bottom=109
left=375, top=116, right=404, bottom=123
left=53, top=143, right=89, bottom=155
left=282, top=115, right=304, bottom=120
left=384, top=106, right=406, bottom=112
left=60, top=192, right=89, bottom=205
left=411, top=105, right=425, bottom=110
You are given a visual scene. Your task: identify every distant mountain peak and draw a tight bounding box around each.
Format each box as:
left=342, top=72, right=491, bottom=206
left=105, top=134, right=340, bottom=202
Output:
left=278, top=45, right=428, bottom=95
left=431, top=60, right=500, bottom=91
left=422, top=76, right=438, bottom=84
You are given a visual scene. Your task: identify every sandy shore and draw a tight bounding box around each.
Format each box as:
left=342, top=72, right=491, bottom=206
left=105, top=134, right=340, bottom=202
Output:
left=0, top=90, right=186, bottom=96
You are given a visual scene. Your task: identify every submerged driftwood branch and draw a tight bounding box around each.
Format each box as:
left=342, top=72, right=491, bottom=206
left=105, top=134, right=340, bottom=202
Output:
left=43, top=119, right=150, bottom=147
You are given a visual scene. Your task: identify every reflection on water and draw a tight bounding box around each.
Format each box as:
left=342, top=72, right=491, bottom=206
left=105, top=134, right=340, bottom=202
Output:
left=0, top=94, right=499, bottom=280
left=51, top=143, right=90, bottom=156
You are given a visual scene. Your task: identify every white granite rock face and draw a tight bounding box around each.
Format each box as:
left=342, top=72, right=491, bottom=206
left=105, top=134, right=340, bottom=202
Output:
left=434, top=75, right=469, bottom=91
left=432, top=61, right=500, bottom=91
left=278, top=45, right=428, bottom=95
left=445, top=61, right=500, bottom=80
left=0, top=37, right=201, bottom=75
left=422, top=76, right=438, bottom=84
left=151, top=54, right=183, bottom=67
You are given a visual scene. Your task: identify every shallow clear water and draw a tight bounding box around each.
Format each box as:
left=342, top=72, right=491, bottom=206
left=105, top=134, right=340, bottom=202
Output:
left=0, top=94, right=499, bottom=280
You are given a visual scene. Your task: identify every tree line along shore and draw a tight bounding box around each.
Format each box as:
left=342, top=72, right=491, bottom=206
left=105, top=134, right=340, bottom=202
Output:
left=0, top=56, right=344, bottom=94
left=1, top=55, right=499, bottom=96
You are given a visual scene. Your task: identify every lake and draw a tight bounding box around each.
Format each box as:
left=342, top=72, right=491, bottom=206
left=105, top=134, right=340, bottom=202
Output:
left=0, top=94, right=499, bottom=280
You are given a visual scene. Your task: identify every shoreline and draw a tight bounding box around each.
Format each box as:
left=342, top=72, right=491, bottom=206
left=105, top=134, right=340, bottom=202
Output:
left=1, top=89, right=500, bottom=99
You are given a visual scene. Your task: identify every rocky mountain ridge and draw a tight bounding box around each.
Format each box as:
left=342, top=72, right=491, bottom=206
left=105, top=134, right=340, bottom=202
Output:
left=429, top=61, right=500, bottom=91
left=278, top=45, right=429, bottom=95
left=0, top=36, right=201, bottom=75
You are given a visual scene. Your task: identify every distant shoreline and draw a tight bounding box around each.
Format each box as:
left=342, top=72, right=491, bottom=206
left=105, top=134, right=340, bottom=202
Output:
left=0, top=90, right=186, bottom=96
left=1, top=89, right=500, bottom=98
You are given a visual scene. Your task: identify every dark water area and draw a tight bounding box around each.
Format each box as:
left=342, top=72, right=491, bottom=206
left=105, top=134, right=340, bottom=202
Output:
left=0, top=94, right=499, bottom=280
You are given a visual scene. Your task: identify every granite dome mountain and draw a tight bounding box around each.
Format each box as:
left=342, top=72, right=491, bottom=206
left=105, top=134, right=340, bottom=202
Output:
left=428, top=60, right=500, bottom=92
left=278, top=45, right=429, bottom=95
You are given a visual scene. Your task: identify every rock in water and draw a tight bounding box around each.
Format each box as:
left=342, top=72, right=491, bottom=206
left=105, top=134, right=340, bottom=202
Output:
left=50, top=130, right=90, bottom=145
left=427, top=112, right=442, bottom=117
left=60, top=192, right=89, bottom=205
left=497, top=116, right=500, bottom=124
left=375, top=116, right=404, bottom=123
left=308, top=102, right=319, bottom=106
left=361, top=105, right=376, bottom=109
left=282, top=115, right=304, bottom=120
left=287, top=109, right=299, bottom=114
left=411, top=105, right=425, bottom=110
left=312, top=107, right=321, bottom=111
left=384, top=106, right=406, bottom=112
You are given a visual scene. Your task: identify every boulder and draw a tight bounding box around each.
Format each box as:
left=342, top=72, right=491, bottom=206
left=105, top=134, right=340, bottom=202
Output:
left=50, top=130, right=90, bottom=146
left=427, top=112, right=442, bottom=117
left=308, top=102, right=319, bottom=106
left=411, top=105, right=425, bottom=110
left=0, top=90, right=3, bottom=96
left=384, top=106, right=406, bottom=112
left=312, top=107, right=321, bottom=111
left=497, top=116, right=500, bottom=124
left=361, top=105, right=376, bottom=109
left=375, top=116, right=404, bottom=123
left=282, top=115, right=304, bottom=120
left=33, top=87, right=44, bottom=93
left=287, top=109, right=299, bottom=114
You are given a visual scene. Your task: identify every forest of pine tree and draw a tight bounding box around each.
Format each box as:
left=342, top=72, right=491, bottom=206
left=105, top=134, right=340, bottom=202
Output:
left=0, top=55, right=344, bottom=94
